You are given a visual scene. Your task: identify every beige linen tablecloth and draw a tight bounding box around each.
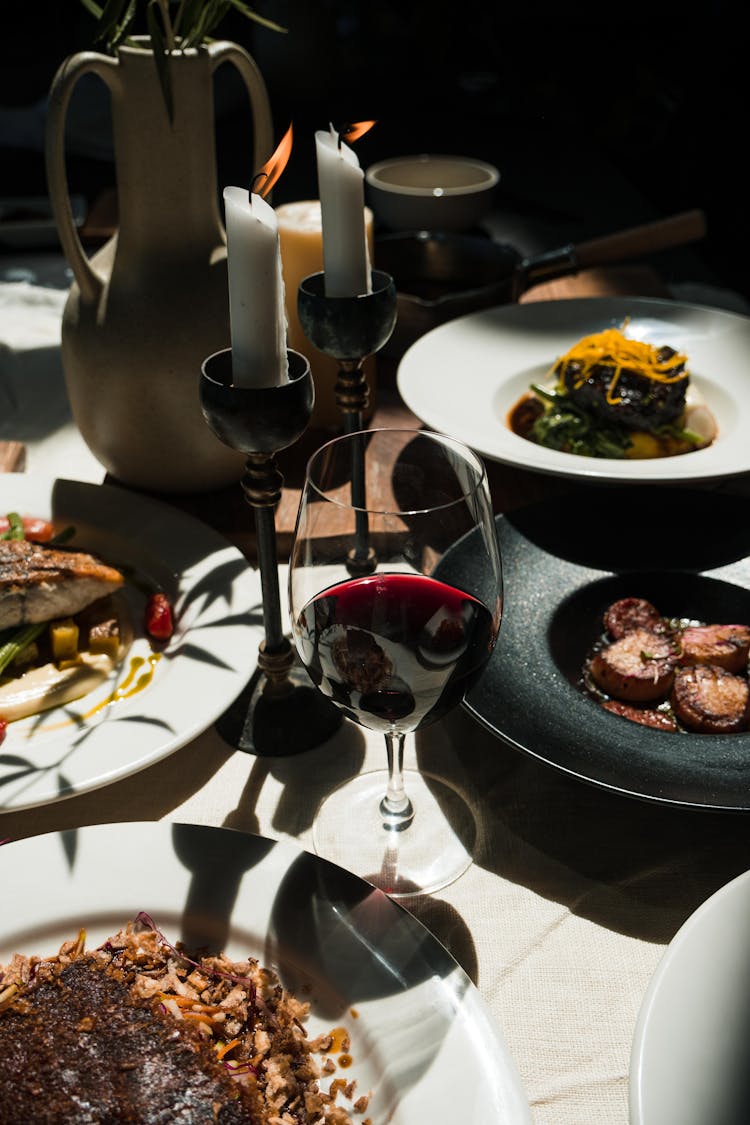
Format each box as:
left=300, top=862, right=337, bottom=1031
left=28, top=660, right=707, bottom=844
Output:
left=3, top=645, right=750, bottom=1125
left=4, top=253, right=750, bottom=1124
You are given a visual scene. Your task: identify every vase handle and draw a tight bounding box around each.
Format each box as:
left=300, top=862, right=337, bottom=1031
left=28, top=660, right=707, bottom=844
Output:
left=45, top=51, right=117, bottom=306
left=208, top=40, right=274, bottom=178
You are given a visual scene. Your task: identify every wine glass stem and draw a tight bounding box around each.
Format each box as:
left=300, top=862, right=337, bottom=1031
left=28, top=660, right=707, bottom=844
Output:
left=379, top=730, right=415, bottom=830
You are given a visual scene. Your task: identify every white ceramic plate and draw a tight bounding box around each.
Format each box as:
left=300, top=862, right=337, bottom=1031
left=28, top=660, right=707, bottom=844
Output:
left=0, top=475, right=261, bottom=811
left=0, top=821, right=531, bottom=1123
left=630, top=867, right=750, bottom=1125
left=397, top=296, right=750, bottom=483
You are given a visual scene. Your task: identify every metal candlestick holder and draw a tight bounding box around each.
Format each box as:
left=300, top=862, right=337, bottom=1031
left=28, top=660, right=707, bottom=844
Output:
left=297, top=269, right=398, bottom=436
left=297, top=270, right=398, bottom=576
left=200, top=347, right=341, bottom=756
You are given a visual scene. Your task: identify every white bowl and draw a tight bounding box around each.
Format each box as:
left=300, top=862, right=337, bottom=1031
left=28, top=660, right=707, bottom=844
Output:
left=365, top=154, right=500, bottom=232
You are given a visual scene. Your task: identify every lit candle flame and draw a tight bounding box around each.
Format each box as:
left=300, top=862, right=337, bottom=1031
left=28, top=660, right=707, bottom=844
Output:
left=251, top=123, right=293, bottom=199
left=337, top=120, right=376, bottom=150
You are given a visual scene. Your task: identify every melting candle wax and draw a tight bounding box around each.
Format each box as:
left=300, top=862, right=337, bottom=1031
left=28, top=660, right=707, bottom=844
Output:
left=223, top=125, right=294, bottom=388
left=223, top=186, right=289, bottom=388
left=315, top=125, right=372, bottom=298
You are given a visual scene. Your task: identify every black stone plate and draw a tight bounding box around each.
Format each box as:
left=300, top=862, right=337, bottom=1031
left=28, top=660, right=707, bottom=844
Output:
left=438, top=485, right=750, bottom=810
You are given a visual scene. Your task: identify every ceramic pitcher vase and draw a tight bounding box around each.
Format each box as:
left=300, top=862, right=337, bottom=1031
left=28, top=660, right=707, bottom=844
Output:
left=46, top=39, right=273, bottom=493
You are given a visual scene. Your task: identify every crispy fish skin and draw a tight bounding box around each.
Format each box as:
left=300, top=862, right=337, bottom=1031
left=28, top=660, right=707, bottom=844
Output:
left=0, top=539, right=124, bottom=631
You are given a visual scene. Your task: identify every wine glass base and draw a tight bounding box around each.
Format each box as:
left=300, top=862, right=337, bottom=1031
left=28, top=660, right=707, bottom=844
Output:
left=311, top=769, right=476, bottom=898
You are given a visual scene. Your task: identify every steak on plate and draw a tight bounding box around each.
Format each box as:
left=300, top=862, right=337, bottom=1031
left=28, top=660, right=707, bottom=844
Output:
left=557, top=343, right=687, bottom=431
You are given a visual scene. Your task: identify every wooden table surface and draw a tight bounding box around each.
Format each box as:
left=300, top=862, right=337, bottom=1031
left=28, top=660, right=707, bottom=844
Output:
left=0, top=261, right=694, bottom=552
left=166, top=263, right=678, bottom=556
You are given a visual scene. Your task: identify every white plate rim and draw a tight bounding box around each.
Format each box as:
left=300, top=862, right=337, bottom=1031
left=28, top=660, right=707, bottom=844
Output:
left=630, top=866, right=750, bottom=1124
left=0, top=475, right=261, bottom=811
left=397, top=295, right=750, bottom=483
left=0, top=820, right=532, bottom=1124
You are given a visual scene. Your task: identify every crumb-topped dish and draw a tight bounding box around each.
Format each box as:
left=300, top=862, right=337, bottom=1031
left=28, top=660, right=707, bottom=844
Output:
left=0, top=822, right=533, bottom=1123
left=0, top=917, right=364, bottom=1124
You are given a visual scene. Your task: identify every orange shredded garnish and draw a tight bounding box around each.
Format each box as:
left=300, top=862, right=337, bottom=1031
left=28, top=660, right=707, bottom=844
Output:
left=215, top=1037, right=242, bottom=1060
left=553, top=320, right=688, bottom=405
left=180, top=1010, right=217, bottom=1025
left=158, top=993, right=221, bottom=1012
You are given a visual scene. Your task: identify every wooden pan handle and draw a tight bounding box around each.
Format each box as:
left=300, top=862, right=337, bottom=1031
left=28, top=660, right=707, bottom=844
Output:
left=574, top=210, right=707, bottom=268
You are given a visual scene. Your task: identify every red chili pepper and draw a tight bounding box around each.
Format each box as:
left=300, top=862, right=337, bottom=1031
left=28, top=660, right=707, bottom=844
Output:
left=145, top=593, right=174, bottom=641
left=0, top=720, right=7, bottom=745
left=21, top=517, right=55, bottom=542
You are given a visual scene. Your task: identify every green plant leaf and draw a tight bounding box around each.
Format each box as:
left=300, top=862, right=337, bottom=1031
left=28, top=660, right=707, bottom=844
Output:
left=225, top=0, right=287, bottom=34
left=111, top=0, right=138, bottom=47
left=78, top=0, right=286, bottom=46
left=77, top=0, right=285, bottom=119
left=146, top=1, right=174, bottom=122
left=180, top=0, right=221, bottom=47
left=96, top=0, right=133, bottom=46
left=173, top=0, right=202, bottom=37
left=79, top=0, right=105, bottom=20
left=96, top=0, right=138, bottom=51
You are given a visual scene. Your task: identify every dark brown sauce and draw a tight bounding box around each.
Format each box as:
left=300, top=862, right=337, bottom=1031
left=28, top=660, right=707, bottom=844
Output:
left=506, top=393, right=543, bottom=440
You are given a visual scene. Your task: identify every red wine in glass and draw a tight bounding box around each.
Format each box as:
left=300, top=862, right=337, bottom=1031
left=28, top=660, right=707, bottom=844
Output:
left=297, top=572, right=496, bottom=733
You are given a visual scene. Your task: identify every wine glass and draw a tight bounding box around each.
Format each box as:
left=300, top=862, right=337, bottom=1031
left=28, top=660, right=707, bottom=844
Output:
left=289, top=428, right=503, bottom=897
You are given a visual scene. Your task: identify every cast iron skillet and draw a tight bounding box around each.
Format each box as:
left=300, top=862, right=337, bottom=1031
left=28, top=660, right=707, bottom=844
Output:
left=376, top=209, right=705, bottom=307
left=375, top=210, right=706, bottom=354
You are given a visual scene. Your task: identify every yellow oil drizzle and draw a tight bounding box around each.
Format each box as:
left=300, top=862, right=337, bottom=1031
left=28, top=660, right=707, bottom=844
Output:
left=37, top=653, right=161, bottom=732
left=82, top=653, right=161, bottom=719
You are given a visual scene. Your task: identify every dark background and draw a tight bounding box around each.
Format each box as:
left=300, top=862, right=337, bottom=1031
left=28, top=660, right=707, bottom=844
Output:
left=1, top=0, right=744, bottom=304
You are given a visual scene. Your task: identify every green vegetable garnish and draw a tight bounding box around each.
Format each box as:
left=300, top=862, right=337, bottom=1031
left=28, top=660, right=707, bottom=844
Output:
left=0, top=623, right=47, bottom=678
left=529, top=392, right=632, bottom=459
left=0, top=513, right=25, bottom=541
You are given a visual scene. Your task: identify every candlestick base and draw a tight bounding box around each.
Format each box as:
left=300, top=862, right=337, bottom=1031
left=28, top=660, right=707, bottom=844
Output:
left=215, top=657, right=342, bottom=757
left=200, top=346, right=342, bottom=756
left=297, top=270, right=397, bottom=433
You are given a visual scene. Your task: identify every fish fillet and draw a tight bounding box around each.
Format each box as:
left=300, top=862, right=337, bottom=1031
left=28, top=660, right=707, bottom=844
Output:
left=0, top=539, right=124, bottom=631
